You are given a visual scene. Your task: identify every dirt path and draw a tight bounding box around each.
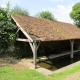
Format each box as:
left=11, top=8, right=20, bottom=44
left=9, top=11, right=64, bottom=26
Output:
left=0, top=54, right=34, bottom=70
left=63, top=72, right=80, bottom=80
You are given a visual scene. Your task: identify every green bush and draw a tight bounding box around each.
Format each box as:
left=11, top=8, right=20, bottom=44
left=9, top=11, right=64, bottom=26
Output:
left=0, top=8, right=17, bottom=54
left=13, top=41, right=33, bottom=58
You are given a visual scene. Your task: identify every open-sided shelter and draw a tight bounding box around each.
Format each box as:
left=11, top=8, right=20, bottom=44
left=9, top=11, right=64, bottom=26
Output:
left=12, top=14, right=80, bottom=68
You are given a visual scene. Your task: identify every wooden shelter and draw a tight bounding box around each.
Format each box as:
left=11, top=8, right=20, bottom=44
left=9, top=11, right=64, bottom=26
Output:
left=12, top=14, right=80, bottom=68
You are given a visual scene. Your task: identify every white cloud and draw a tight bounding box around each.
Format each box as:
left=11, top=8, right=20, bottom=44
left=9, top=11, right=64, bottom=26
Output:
left=47, top=4, right=74, bottom=23
left=0, top=4, right=7, bottom=8
left=0, top=0, right=21, bottom=9
left=42, top=9, right=46, bottom=11
left=56, top=5, right=71, bottom=16
left=57, top=5, right=66, bottom=11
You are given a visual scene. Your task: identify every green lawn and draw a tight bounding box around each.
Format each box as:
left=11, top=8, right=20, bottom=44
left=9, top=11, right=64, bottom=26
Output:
left=0, top=64, right=80, bottom=80
left=0, top=67, right=49, bottom=80
left=50, top=64, right=80, bottom=80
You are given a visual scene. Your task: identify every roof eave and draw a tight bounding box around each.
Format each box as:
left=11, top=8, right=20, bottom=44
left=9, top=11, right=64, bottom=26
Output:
left=12, top=15, right=34, bottom=42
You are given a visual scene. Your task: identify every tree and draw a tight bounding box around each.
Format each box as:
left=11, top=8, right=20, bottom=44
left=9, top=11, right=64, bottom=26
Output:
left=6, top=1, right=10, bottom=13
left=70, top=2, right=80, bottom=27
left=0, top=8, right=17, bottom=53
left=11, top=5, right=29, bottom=16
left=36, top=11, right=56, bottom=21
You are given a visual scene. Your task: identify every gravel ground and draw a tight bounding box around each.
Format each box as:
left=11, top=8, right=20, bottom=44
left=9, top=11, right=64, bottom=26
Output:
left=0, top=54, right=33, bottom=70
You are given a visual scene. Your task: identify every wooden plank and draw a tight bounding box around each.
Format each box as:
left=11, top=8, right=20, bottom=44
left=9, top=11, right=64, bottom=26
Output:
left=16, top=27, right=20, bottom=33
left=12, top=16, right=33, bottom=42
left=48, top=51, right=70, bottom=59
left=35, top=41, right=41, bottom=50
left=16, top=38, right=30, bottom=42
left=74, top=49, right=80, bottom=53
left=48, top=49, right=80, bottom=59
left=29, top=42, right=34, bottom=53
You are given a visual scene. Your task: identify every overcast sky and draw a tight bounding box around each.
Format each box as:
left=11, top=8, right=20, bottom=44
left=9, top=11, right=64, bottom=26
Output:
left=0, top=0, right=80, bottom=24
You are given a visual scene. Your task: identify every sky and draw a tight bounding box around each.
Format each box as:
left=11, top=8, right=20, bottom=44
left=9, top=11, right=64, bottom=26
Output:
left=0, top=0, right=80, bottom=24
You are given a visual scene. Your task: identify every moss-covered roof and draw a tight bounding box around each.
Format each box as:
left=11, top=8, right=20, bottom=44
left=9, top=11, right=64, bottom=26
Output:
left=12, top=14, right=80, bottom=41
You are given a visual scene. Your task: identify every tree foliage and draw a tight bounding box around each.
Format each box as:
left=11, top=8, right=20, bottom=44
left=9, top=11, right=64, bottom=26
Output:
left=36, top=11, right=56, bottom=21
left=11, top=5, right=29, bottom=16
left=70, top=2, right=80, bottom=27
left=0, top=8, right=17, bottom=53
left=6, top=1, right=10, bottom=13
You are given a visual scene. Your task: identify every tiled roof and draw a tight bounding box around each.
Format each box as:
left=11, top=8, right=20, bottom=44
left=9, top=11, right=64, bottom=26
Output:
left=12, top=14, right=80, bottom=41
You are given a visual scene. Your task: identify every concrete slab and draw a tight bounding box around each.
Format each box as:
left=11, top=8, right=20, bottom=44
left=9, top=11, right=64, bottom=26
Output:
left=36, top=67, right=53, bottom=75
left=27, top=59, right=80, bottom=75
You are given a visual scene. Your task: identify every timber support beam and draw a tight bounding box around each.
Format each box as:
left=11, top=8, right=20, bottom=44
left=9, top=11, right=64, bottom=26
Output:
left=29, top=41, right=41, bottom=69
left=70, top=40, right=74, bottom=58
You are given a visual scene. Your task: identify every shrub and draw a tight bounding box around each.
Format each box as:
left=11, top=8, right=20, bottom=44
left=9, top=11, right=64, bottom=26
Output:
left=0, top=8, right=17, bottom=54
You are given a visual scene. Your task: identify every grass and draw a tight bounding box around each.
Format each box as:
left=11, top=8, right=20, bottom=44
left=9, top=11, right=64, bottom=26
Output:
left=0, top=64, right=80, bottom=80
left=0, top=67, right=49, bottom=80
left=50, top=64, right=80, bottom=80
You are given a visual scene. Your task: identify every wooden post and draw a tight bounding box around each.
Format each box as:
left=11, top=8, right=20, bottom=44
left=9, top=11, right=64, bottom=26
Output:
left=70, top=40, right=74, bottom=58
left=33, top=42, right=37, bottom=69
left=29, top=41, right=41, bottom=69
left=70, top=58, right=73, bottom=63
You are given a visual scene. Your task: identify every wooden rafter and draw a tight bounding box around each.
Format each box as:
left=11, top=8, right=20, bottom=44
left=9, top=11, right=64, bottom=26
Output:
left=12, top=16, right=33, bottom=42
left=16, top=27, right=20, bottom=33
left=16, top=38, right=31, bottom=42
